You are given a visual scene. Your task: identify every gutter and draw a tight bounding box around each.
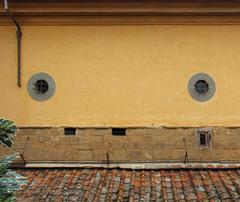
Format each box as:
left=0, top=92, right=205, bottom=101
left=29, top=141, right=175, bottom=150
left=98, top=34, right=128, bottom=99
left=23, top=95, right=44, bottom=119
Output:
left=3, top=0, right=22, bottom=87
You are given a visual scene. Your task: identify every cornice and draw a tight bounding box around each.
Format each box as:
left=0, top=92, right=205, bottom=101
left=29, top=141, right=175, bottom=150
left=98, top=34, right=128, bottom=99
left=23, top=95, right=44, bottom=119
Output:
left=1, top=1, right=240, bottom=25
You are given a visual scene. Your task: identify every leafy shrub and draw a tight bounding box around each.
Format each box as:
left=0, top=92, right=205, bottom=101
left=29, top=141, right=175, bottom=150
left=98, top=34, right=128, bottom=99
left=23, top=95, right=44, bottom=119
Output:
left=0, top=119, right=28, bottom=202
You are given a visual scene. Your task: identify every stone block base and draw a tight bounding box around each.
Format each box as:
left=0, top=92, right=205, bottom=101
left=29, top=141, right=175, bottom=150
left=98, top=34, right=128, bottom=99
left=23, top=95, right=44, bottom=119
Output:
left=1, top=127, right=240, bottom=163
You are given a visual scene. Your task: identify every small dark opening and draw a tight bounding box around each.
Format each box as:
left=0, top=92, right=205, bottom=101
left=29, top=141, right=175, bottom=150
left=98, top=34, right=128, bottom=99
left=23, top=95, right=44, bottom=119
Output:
left=64, top=128, right=76, bottom=136
left=35, top=79, right=49, bottom=94
left=199, top=133, right=207, bottom=146
left=195, top=80, right=209, bottom=95
left=112, top=128, right=126, bottom=136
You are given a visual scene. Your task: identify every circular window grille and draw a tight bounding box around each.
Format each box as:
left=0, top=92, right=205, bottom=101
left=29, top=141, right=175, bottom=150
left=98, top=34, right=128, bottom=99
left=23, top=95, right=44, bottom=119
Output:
left=28, top=73, right=55, bottom=101
left=35, top=79, right=49, bottom=94
left=188, top=73, right=216, bottom=102
left=194, top=80, right=209, bottom=95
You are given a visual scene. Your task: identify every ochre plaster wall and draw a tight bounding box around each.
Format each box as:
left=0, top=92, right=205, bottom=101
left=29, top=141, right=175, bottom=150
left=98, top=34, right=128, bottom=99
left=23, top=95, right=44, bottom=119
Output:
left=1, top=25, right=240, bottom=127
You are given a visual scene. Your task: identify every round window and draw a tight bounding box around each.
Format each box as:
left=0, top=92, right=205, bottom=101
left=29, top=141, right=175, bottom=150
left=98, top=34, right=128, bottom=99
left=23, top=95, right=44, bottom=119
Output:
left=28, top=73, right=55, bottom=101
left=35, top=79, right=49, bottom=94
left=188, top=73, right=216, bottom=102
left=194, top=80, right=209, bottom=95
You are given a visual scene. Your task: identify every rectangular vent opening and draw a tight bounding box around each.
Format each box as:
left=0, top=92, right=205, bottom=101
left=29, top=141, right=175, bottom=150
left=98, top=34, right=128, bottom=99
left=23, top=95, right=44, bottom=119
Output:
left=112, top=128, right=126, bottom=136
left=64, top=127, right=76, bottom=136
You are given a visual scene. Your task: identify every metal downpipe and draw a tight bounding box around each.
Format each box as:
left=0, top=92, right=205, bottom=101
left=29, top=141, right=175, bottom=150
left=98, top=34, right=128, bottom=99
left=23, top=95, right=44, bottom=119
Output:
left=3, top=0, right=22, bottom=87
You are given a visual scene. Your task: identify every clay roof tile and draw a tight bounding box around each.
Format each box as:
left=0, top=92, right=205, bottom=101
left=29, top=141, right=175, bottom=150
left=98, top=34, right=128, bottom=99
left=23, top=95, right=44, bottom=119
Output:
left=16, top=168, right=240, bottom=201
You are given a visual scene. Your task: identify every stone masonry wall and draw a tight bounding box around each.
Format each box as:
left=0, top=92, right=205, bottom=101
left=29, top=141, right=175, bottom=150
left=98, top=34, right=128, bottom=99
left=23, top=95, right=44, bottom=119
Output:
left=1, top=127, right=240, bottom=163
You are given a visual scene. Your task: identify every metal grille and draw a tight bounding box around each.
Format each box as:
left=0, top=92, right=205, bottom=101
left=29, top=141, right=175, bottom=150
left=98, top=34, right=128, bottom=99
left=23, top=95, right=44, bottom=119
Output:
left=35, top=79, right=49, bottom=94
left=194, top=80, right=209, bottom=95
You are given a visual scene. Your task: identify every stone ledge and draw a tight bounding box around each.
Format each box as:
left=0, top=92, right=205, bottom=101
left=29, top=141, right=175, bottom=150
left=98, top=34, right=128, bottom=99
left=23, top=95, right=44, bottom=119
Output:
left=22, top=162, right=240, bottom=170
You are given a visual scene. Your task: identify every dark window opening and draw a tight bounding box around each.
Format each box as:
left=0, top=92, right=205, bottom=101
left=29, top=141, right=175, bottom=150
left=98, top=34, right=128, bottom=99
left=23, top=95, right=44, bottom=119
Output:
left=35, top=79, right=49, bottom=94
left=200, top=133, right=207, bottom=146
left=194, top=80, right=209, bottom=95
left=198, top=132, right=211, bottom=147
left=112, top=128, right=126, bottom=136
left=64, top=127, right=76, bottom=136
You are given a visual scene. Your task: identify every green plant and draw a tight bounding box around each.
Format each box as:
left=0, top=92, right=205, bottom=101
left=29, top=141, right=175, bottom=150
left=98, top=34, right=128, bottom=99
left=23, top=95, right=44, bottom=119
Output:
left=0, top=119, right=27, bottom=202
left=0, top=119, right=17, bottom=148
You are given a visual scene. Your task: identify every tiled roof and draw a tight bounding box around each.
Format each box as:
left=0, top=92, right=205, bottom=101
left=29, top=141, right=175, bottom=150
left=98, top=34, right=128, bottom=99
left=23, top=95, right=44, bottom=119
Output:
left=16, top=168, right=240, bottom=201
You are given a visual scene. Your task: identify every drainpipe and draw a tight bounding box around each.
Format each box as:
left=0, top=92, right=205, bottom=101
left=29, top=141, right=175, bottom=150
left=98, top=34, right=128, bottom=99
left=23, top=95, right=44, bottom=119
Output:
left=3, top=0, right=22, bottom=87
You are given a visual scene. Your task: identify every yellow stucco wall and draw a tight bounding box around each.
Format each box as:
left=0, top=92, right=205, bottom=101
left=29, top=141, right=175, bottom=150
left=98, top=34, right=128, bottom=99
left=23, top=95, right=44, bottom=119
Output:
left=1, top=25, right=240, bottom=127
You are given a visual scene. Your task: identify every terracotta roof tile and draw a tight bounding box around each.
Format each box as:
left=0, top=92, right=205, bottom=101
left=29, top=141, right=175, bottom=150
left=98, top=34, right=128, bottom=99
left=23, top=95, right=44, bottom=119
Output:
left=16, top=168, right=240, bottom=201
